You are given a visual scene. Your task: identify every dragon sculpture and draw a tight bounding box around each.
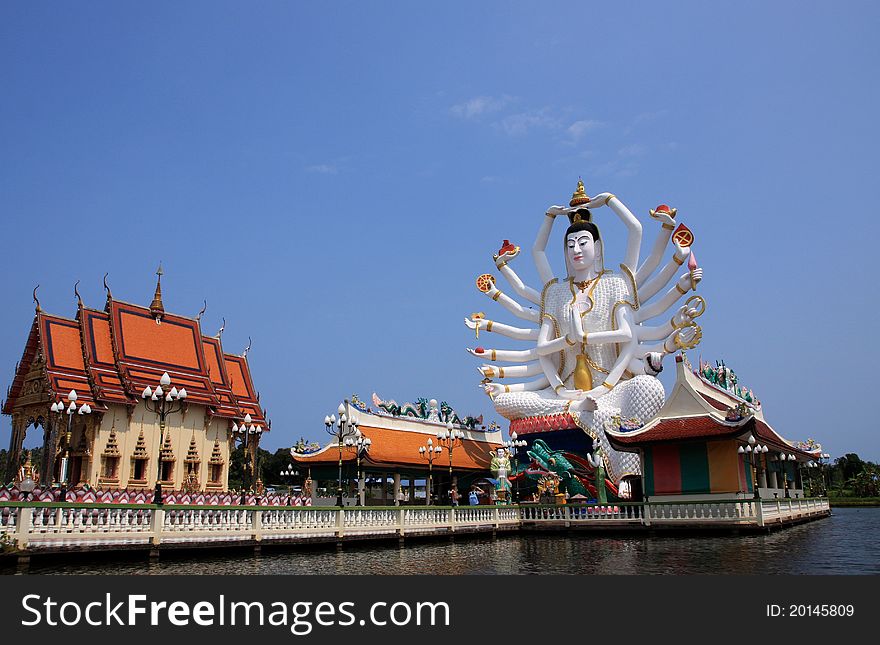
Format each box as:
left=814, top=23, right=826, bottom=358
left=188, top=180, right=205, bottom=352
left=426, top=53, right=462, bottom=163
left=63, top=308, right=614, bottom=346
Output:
left=514, top=439, right=617, bottom=501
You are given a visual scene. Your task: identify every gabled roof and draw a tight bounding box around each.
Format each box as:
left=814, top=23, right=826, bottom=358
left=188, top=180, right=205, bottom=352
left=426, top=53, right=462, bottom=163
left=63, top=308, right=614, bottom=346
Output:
left=292, top=407, right=502, bottom=470
left=108, top=299, right=221, bottom=409
left=605, top=355, right=817, bottom=460
left=201, top=336, right=242, bottom=419
left=37, top=312, right=102, bottom=410
left=78, top=307, right=130, bottom=405
left=223, top=353, right=265, bottom=424
left=2, top=317, right=41, bottom=415
left=4, top=285, right=268, bottom=428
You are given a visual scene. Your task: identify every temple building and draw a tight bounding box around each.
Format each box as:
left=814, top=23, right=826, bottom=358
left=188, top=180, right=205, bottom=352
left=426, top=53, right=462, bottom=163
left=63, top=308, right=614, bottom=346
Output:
left=604, top=355, right=820, bottom=501
left=292, top=395, right=502, bottom=505
left=2, top=271, right=267, bottom=494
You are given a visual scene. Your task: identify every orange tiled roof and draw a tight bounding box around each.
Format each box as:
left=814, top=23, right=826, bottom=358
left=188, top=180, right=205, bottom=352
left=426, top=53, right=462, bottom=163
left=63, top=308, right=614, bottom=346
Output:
left=79, top=307, right=130, bottom=405
left=3, top=292, right=266, bottom=426
left=39, top=313, right=101, bottom=410
left=293, top=425, right=500, bottom=471
left=223, top=353, right=265, bottom=423
left=201, top=336, right=242, bottom=418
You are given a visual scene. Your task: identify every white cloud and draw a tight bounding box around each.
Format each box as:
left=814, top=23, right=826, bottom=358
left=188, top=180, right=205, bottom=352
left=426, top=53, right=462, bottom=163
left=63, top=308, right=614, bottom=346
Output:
left=496, top=109, right=560, bottom=136
left=450, top=95, right=511, bottom=119
left=566, top=119, right=602, bottom=141
left=306, top=164, right=338, bottom=174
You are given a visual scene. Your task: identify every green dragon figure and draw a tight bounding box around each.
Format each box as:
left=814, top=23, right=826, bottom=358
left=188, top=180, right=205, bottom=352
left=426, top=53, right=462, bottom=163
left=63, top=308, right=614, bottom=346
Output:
left=523, top=440, right=589, bottom=497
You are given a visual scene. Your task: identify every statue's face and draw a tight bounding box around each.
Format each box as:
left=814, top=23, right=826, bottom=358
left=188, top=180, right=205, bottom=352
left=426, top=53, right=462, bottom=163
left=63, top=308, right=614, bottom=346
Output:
left=566, top=230, right=595, bottom=271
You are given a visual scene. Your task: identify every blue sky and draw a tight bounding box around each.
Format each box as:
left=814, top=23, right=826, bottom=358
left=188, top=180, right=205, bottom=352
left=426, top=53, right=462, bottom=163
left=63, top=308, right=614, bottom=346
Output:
left=2, top=2, right=878, bottom=461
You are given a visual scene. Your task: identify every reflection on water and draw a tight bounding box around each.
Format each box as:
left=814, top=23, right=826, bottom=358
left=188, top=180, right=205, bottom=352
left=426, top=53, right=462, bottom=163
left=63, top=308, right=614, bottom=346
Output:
left=7, top=508, right=878, bottom=576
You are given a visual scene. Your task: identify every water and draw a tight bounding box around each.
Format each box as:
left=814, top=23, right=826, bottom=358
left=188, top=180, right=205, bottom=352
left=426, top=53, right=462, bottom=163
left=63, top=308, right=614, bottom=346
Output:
left=6, top=508, right=878, bottom=575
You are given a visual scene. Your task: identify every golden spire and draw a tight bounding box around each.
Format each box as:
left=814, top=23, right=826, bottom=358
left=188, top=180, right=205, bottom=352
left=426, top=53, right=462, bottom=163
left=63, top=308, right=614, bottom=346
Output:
left=569, top=177, right=591, bottom=207
left=150, top=263, right=165, bottom=321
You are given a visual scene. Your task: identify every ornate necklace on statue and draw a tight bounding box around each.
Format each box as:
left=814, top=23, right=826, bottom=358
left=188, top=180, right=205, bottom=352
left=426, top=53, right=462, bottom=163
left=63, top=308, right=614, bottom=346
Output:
left=575, top=275, right=598, bottom=292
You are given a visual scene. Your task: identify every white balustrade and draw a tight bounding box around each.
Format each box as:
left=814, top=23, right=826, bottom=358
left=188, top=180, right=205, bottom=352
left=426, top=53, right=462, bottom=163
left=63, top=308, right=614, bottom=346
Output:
left=0, top=497, right=831, bottom=553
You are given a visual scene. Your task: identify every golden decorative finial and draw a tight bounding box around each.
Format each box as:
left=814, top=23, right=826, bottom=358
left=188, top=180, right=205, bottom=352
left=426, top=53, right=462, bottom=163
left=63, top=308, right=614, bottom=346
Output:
left=243, top=336, right=252, bottom=357
left=150, top=263, right=165, bottom=321
left=569, top=177, right=591, bottom=207
left=216, top=317, right=226, bottom=338
left=196, top=300, right=207, bottom=321
left=74, top=280, right=83, bottom=307
left=32, top=285, right=41, bottom=313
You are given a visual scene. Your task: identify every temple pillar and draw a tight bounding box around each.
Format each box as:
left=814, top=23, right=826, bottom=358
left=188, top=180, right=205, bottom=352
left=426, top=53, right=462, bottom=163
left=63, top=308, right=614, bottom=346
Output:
left=393, top=473, right=401, bottom=506
left=82, top=416, right=100, bottom=486
left=5, top=415, right=26, bottom=483
left=40, top=420, right=53, bottom=484
left=768, top=470, right=778, bottom=489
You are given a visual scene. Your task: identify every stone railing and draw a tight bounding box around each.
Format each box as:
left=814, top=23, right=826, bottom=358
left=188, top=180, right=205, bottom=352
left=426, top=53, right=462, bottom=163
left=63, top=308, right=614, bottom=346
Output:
left=0, top=498, right=831, bottom=552
left=2, top=504, right=521, bottom=551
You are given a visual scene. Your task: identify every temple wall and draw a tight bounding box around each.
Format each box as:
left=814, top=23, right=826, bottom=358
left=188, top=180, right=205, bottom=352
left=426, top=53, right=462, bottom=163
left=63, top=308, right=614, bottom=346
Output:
left=89, top=403, right=230, bottom=491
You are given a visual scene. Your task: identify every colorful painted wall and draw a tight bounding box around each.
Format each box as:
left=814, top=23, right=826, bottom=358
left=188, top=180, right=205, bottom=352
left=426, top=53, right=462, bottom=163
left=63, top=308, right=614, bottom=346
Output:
left=643, top=439, right=750, bottom=496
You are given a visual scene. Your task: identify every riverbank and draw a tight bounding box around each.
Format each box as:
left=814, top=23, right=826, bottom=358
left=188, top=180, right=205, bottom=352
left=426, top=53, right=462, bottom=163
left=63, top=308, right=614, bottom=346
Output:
left=828, top=497, right=880, bottom=507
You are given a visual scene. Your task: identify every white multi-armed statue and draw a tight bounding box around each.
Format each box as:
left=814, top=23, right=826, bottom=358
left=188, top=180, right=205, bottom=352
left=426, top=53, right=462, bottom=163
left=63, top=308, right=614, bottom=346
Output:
left=465, top=180, right=706, bottom=482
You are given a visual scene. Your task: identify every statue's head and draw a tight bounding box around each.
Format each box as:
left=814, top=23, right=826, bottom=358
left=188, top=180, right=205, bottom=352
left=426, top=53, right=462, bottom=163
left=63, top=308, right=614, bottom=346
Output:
left=565, top=216, right=601, bottom=273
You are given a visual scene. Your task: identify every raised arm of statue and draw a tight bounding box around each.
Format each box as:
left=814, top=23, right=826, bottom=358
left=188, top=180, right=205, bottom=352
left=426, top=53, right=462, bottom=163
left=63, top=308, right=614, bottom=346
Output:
left=635, top=206, right=677, bottom=284
left=635, top=268, right=703, bottom=323
left=497, top=263, right=541, bottom=305
left=639, top=244, right=690, bottom=301
left=588, top=193, right=642, bottom=273
left=533, top=207, right=565, bottom=285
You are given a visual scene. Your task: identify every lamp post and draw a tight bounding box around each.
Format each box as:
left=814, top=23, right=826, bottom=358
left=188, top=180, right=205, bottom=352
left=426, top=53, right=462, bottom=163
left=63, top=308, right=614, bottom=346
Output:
left=418, top=438, right=442, bottom=506
left=324, top=403, right=359, bottom=507
left=19, top=476, right=36, bottom=502
left=504, top=432, right=527, bottom=503
left=280, top=464, right=299, bottom=504
left=50, top=389, right=91, bottom=501
left=232, top=413, right=263, bottom=504
left=737, top=435, right=768, bottom=499
left=141, top=372, right=187, bottom=505
left=437, top=421, right=465, bottom=502
left=788, top=453, right=799, bottom=497
left=817, top=453, right=831, bottom=496
left=345, top=431, right=371, bottom=506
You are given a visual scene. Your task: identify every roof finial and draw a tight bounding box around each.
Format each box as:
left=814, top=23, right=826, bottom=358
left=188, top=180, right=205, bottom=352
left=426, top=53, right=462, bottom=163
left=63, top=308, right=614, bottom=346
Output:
left=103, top=273, right=113, bottom=300
left=150, top=263, right=165, bottom=322
left=74, top=280, right=83, bottom=307
left=196, top=300, right=207, bottom=321
left=33, top=285, right=41, bottom=313
left=243, top=336, right=252, bottom=357
left=216, top=317, right=226, bottom=338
